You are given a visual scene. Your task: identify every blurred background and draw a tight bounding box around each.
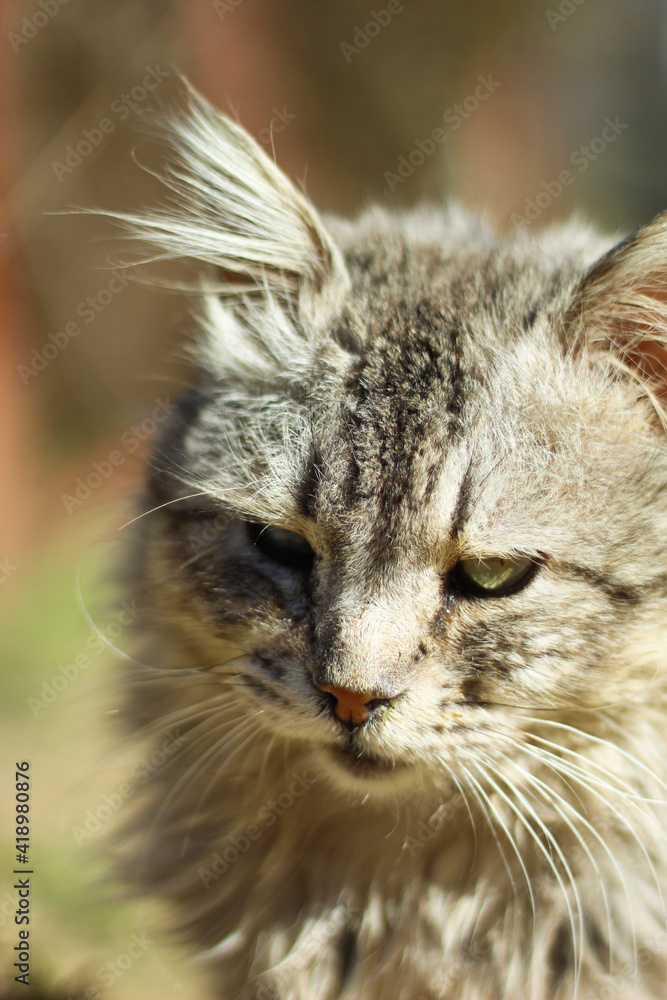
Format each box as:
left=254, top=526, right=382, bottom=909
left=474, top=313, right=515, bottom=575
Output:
left=2, top=0, right=667, bottom=995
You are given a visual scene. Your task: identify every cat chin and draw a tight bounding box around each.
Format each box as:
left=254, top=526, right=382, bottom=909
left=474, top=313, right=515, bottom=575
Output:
left=314, top=744, right=420, bottom=797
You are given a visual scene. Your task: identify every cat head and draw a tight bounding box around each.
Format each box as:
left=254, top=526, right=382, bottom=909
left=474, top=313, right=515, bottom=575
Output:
left=129, top=88, right=667, bottom=796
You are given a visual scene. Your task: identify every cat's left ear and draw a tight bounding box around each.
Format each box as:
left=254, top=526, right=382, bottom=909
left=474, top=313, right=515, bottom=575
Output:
left=568, top=210, right=667, bottom=416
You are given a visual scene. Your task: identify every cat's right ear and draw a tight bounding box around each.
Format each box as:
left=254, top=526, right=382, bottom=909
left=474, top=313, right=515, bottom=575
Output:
left=566, top=210, right=667, bottom=422
left=110, top=84, right=350, bottom=322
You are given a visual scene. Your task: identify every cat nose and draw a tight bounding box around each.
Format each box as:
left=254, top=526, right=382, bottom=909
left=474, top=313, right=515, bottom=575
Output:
left=316, top=683, right=391, bottom=727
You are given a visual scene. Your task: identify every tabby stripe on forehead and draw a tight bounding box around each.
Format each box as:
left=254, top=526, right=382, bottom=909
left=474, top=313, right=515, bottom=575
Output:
left=443, top=321, right=465, bottom=424
left=297, top=449, right=322, bottom=520
left=448, top=452, right=476, bottom=536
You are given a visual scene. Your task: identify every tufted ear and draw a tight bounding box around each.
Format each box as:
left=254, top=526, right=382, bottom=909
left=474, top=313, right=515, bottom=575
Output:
left=107, top=83, right=349, bottom=319
left=567, top=211, right=667, bottom=421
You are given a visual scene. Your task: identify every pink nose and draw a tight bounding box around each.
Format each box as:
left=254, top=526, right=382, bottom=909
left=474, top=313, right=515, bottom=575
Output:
left=317, top=684, right=378, bottom=726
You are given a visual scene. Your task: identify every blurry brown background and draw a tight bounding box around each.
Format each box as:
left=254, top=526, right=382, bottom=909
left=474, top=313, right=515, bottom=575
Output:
left=4, top=0, right=667, bottom=567
left=2, top=0, right=667, bottom=995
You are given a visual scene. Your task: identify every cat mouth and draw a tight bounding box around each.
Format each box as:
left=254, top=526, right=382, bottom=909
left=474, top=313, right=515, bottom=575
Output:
left=329, top=745, right=407, bottom=779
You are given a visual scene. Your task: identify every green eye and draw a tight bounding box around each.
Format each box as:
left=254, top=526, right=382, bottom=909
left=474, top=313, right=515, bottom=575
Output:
left=454, top=556, right=535, bottom=596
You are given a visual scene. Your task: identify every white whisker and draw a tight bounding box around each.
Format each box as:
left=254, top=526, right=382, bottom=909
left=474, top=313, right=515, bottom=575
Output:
left=470, top=755, right=583, bottom=993
left=522, top=742, right=667, bottom=936
left=457, top=762, right=530, bottom=921
left=509, top=752, right=621, bottom=975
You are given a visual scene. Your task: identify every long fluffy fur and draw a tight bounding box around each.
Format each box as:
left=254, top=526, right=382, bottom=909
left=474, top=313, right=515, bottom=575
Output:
left=117, top=88, right=667, bottom=1000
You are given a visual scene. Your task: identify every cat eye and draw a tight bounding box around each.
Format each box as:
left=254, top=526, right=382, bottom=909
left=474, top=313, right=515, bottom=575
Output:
left=452, top=555, right=535, bottom=597
left=248, top=523, right=314, bottom=571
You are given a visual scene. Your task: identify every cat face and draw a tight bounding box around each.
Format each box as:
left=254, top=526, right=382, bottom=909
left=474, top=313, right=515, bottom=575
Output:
left=114, top=88, right=667, bottom=1000
left=141, top=216, right=667, bottom=797
left=126, top=91, right=667, bottom=803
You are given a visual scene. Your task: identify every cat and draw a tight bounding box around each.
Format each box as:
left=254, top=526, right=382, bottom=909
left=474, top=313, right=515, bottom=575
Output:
left=115, top=87, right=667, bottom=1000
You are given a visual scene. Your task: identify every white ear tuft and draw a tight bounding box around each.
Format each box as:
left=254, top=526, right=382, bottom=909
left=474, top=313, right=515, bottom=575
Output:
left=108, top=84, right=349, bottom=309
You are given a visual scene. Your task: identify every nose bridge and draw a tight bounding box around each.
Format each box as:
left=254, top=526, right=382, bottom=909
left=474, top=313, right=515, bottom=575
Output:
left=351, top=600, right=413, bottom=661
left=315, top=585, right=422, bottom=695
